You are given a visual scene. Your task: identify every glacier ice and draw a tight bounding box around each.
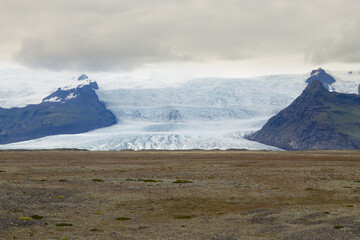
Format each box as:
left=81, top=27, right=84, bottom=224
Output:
left=1, top=69, right=360, bottom=150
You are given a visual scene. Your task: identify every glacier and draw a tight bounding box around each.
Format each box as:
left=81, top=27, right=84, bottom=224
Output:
left=1, top=68, right=360, bottom=150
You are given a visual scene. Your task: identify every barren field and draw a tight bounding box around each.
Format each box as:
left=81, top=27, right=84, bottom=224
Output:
left=0, top=150, right=359, bottom=240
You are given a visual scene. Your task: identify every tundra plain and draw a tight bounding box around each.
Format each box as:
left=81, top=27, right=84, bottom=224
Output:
left=0, top=150, right=359, bottom=240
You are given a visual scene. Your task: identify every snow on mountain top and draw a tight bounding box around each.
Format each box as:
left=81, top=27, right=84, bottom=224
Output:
left=60, top=79, right=96, bottom=91
left=0, top=69, right=101, bottom=108
left=42, top=77, right=99, bottom=104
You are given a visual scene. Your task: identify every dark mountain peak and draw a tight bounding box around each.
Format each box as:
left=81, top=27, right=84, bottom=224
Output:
left=310, top=68, right=325, bottom=75
left=249, top=76, right=360, bottom=150
left=306, top=68, right=336, bottom=89
left=78, top=74, right=89, bottom=81
left=296, top=79, right=331, bottom=105
left=42, top=80, right=98, bottom=103
left=89, top=81, right=99, bottom=90
left=303, top=79, right=328, bottom=94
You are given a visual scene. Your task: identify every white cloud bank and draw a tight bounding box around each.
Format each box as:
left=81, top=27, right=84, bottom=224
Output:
left=0, top=0, right=359, bottom=72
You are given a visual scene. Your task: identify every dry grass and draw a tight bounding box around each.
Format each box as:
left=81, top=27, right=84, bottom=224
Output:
left=0, top=150, right=359, bottom=239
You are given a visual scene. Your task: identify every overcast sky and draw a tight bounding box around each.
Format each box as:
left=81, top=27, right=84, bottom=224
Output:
left=1, top=0, right=360, bottom=77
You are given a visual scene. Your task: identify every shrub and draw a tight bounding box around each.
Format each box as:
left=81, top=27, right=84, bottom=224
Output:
left=173, top=180, right=193, bottom=184
left=174, top=215, right=192, bottom=219
left=56, top=223, right=73, bottom=227
left=90, top=228, right=103, bottom=232
left=138, top=179, right=162, bottom=183
left=92, top=179, right=104, bottom=182
left=115, top=217, right=131, bottom=221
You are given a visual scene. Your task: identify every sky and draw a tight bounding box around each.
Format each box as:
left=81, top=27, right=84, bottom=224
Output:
left=1, top=0, right=360, bottom=79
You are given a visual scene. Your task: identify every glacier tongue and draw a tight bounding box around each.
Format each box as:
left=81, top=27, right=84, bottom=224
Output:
left=0, top=120, right=280, bottom=150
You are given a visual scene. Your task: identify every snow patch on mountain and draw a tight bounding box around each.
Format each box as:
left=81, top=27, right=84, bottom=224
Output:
left=43, top=96, right=62, bottom=103
left=60, top=78, right=97, bottom=91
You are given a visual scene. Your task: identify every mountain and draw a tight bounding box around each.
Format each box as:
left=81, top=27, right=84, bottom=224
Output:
left=248, top=79, right=360, bottom=150
left=305, top=68, right=336, bottom=89
left=0, top=78, right=117, bottom=144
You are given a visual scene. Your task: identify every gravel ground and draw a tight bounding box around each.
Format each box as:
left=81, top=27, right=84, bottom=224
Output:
left=0, top=150, right=359, bottom=239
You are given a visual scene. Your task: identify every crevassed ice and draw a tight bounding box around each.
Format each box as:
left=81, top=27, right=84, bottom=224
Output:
left=1, top=70, right=360, bottom=150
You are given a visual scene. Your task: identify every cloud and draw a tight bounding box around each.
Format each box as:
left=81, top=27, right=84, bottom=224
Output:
left=1, top=0, right=360, bottom=71
left=14, top=34, right=185, bottom=71
left=306, top=21, right=360, bottom=64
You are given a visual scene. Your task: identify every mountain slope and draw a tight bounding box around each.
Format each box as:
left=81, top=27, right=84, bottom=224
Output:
left=248, top=79, right=360, bottom=150
left=0, top=80, right=117, bottom=144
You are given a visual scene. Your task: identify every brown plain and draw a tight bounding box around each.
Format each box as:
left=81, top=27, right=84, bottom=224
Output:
left=0, top=150, right=359, bottom=240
